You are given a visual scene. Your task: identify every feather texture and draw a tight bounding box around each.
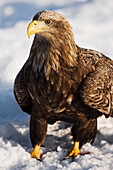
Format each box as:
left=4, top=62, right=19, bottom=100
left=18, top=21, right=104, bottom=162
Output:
left=14, top=10, right=113, bottom=153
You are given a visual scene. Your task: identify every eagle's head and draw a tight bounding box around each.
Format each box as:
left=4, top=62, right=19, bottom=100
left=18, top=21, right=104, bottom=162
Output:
left=27, top=10, right=72, bottom=39
left=27, top=10, right=77, bottom=69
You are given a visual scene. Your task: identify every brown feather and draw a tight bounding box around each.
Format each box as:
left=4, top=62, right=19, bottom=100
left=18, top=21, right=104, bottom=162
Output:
left=14, top=10, right=113, bottom=153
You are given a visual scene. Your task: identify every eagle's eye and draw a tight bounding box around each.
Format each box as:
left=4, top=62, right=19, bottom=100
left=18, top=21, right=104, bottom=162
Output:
left=44, top=19, right=51, bottom=25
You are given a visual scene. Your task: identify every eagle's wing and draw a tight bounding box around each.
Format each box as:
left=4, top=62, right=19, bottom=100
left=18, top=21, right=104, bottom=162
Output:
left=79, top=54, right=113, bottom=118
left=14, top=63, right=32, bottom=114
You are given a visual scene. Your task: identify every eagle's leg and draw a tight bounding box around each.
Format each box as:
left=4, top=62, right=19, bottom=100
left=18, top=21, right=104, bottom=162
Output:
left=66, top=118, right=97, bottom=159
left=30, top=116, right=47, bottom=159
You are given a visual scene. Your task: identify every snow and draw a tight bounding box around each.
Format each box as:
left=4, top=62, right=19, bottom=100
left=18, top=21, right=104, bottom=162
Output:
left=0, top=0, right=113, bottom=169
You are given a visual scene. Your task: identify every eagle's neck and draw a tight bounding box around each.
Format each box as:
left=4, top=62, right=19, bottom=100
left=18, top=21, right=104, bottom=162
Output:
left=29, top=35, right=51, bottom=73
left=49, top=31, right=77, bottom=69
left=30, top=32, right=77, bottom=80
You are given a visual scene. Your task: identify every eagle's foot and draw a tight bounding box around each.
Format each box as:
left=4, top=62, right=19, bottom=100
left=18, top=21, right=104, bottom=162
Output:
left=66, top=141, right=91, bottom=159
left=31, top=144, right=41, bottom=160
left=66, top=142, right=80, bottom=158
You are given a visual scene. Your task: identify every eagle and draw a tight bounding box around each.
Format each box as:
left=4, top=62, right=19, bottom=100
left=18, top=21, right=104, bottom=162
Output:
left=14, top=10, right=113, bottom=160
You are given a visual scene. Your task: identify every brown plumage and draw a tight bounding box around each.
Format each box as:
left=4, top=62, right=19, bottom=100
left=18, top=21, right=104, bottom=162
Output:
left=14, top=10, right=113, bottom=159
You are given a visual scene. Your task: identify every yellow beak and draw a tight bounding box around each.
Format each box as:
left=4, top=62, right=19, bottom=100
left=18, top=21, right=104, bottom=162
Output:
left=27, top=20, right=43, bottom=38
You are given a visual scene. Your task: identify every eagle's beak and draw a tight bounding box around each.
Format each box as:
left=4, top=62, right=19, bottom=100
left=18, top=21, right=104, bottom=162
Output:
left=27, top=20, right=49, bottom=38
left=27, top=20, right=43, bottom=38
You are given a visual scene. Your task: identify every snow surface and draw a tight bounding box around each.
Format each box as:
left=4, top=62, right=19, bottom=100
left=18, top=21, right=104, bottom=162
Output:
left=0, top=0, right=113, bottom=169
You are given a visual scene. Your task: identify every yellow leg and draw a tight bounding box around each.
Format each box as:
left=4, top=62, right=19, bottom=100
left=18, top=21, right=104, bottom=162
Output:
left=66, top=142, right=80, bottom=158
left=31, top=144, right=41, bottom=159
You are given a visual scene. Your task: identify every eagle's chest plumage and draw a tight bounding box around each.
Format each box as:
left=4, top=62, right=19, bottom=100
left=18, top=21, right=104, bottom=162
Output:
left=25, top=38, right=74, bottom=117
left=27, top=65, right=74, bottom=117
